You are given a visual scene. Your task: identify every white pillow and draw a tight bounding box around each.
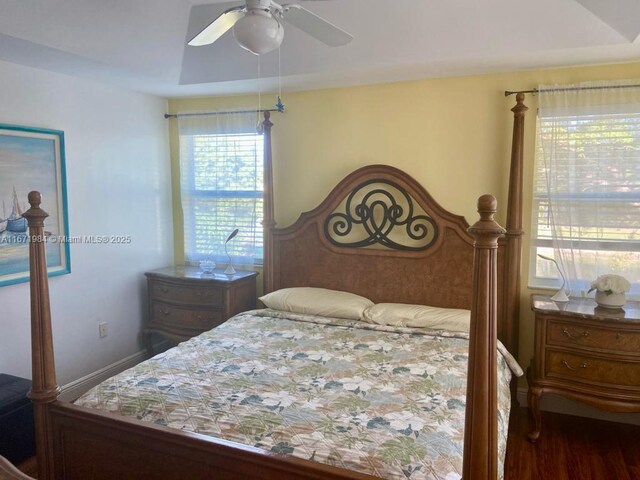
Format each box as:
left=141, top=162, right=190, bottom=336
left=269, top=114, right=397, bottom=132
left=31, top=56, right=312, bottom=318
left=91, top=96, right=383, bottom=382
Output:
left=259, top=287, right=374, bottom=320
left=362, top=303, right=470, bottom=333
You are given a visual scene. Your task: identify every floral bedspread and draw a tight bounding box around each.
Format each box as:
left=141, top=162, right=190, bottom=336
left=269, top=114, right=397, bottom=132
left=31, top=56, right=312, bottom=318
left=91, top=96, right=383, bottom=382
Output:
left=76, top=309, right=522, bottom=480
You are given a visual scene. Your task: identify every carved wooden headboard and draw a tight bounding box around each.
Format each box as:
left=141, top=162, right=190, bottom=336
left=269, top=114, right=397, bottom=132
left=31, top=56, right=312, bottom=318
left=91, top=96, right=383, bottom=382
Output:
left=268, top=164, right=476, bottom=310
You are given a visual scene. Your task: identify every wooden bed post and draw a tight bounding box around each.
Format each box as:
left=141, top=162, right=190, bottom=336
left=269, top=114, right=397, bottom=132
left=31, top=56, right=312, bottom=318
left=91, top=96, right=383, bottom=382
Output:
left=23, top=191, right=60, bottom=480
left=262, top=111, right=276, bottom=294
left=502, top=93, right=528, bottom=360
left=462, top=195, right=505, bottom=480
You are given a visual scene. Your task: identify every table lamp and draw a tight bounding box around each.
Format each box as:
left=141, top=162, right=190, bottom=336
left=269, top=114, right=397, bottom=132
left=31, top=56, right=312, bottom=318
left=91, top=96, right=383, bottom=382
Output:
left=224, top=229, right=239, bottom=275
left=537, top=254, right=569, bottom=302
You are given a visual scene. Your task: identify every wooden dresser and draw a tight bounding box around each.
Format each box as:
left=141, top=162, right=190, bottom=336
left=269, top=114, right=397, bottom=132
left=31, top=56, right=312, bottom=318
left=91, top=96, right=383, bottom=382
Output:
left=144, top=266, right=258, bottom=349
left=528, top=294, right=640, bottom=442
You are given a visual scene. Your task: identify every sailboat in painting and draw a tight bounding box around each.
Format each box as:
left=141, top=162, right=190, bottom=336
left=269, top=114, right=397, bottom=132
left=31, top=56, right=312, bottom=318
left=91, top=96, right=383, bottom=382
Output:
left=7, top=187, right=27, bottom=233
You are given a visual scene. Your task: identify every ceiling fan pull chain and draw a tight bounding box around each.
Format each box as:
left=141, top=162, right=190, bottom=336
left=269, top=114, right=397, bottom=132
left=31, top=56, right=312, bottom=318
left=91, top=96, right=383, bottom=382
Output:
left=276, top=46, right=285, bottom=112
left=257, top=55, right=264, bottom=133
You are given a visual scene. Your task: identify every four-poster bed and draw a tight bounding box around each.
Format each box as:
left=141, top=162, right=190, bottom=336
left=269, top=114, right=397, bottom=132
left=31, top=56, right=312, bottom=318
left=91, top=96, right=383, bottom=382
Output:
left=23, top=94, right=528, bottom=480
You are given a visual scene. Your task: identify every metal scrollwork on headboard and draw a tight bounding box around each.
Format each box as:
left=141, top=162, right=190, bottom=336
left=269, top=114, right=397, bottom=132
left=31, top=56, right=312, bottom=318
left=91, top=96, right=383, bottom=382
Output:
left=323, top=179, right=438, bottom=251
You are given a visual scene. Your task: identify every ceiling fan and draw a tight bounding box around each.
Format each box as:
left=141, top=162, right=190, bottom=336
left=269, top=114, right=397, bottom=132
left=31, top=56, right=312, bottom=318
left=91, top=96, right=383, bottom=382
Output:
left=188, top=0, right=353, bottom=55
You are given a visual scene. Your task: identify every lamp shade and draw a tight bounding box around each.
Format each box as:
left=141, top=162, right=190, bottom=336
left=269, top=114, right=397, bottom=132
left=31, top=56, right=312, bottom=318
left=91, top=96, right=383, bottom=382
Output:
left=233, top=10, right=283, bottom=55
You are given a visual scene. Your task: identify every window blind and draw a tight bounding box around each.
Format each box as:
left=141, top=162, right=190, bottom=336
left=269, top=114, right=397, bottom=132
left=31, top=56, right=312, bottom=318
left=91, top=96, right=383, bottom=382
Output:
left=178, top=112, right=264, bottom=267
left=534, top=112, right=640, bottom=245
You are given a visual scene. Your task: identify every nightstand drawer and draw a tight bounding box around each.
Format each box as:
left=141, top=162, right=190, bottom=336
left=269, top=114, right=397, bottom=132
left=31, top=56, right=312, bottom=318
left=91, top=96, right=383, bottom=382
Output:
left=145, top=267, right=257, bottom=349
left=546, top=349, right=640, bottom=389
left=547, top=320, right=640, bottom=355
left=150, top=302, right=223, bottom=332
left=150, top=280, right=222, bottom=307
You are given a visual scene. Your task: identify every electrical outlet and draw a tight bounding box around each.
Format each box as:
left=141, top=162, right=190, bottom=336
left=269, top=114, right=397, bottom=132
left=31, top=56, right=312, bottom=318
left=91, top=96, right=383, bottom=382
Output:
left=99, top=322, right=108, bottom=338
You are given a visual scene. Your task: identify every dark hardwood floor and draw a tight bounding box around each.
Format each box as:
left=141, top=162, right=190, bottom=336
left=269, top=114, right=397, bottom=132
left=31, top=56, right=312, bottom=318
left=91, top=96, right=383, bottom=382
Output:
left=505, top=408, right=640, bottom=480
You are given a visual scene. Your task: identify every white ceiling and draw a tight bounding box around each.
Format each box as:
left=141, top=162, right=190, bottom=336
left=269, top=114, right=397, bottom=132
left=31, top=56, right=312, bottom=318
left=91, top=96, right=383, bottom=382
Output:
left=0, top=0, right=639, bottom=98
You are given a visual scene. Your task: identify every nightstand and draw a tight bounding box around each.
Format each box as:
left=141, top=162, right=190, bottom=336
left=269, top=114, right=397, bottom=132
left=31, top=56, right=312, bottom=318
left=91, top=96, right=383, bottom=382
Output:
left=528, top=294, right=640, bottom=442
left=144, top=266, right=258, bottom=351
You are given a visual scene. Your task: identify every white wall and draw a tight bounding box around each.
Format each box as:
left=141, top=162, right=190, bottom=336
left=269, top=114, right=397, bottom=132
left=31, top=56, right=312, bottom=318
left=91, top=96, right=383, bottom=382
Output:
left=0, top=61, right=173, bottom=385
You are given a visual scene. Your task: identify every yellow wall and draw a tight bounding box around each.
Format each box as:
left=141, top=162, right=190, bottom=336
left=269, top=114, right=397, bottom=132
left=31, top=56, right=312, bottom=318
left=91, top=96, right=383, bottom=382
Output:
left=168, top=61, right=640, bottom=373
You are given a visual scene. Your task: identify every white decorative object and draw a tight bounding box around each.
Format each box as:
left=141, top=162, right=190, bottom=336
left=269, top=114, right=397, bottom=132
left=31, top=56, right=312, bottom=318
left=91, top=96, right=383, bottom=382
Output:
left=594, top=291, right=626, bottom=309
left=537, top=254, right=569, bottom=302
left=589, top=274, right=631, bottom=309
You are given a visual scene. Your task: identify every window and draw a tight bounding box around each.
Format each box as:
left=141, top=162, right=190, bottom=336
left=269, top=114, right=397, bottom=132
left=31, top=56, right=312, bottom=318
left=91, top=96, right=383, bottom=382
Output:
left=178, top=112, right=264, bottom=267
left=530, top=83, right=640, bottom=297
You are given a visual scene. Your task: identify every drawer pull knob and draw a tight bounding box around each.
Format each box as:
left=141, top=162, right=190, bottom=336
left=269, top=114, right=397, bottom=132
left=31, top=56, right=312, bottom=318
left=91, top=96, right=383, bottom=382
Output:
left=562, top=328, right=589, bottom=339
left=160, top=307, right=170, bottom=316
left=160, top=286, right=169, bottom=293
left=562, top=360, right=588, bottom=371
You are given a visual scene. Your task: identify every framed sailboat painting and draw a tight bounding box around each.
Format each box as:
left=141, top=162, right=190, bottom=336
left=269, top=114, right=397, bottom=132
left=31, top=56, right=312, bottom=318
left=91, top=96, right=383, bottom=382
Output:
left=0, top=124, right=70, bottom=287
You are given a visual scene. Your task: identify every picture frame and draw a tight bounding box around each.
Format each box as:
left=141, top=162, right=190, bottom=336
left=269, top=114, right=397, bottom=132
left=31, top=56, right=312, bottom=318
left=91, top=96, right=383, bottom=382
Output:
left=0, top=123, right=70, bottom=287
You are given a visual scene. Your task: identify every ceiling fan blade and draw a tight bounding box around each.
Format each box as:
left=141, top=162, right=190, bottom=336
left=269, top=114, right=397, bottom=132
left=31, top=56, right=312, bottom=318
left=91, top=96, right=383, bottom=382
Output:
left=282, top=4, right=353, bottom=47
left=188, top=6, right=245, bottom=46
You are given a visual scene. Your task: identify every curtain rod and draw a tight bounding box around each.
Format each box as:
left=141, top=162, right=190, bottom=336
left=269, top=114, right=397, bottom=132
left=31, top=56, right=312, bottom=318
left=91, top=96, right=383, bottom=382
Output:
left=505, top=83, right=640, bottom=97
left=164, top=108, right=283, bottom=119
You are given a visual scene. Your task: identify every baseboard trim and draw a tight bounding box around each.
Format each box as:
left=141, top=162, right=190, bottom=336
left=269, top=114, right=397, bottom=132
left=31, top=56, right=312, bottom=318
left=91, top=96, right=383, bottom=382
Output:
left=59, top=341, right=170, bottom=401
left=516, top=387, right=640, bottom=426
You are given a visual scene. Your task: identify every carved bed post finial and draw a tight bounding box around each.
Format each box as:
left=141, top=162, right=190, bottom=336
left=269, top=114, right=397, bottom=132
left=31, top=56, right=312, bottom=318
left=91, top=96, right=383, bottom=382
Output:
left=462, top=194, right=505, bottom=480
left=22, top=191, right=60, bottom=480
left=262, top=111, right=276, bottom=294
left=507, top=93, right=527, bottom=232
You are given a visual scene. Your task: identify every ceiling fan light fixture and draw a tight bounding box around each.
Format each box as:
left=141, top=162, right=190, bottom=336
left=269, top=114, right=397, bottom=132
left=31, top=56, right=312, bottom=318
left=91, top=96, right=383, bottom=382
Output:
left=233, top=9, right=284, bottom=55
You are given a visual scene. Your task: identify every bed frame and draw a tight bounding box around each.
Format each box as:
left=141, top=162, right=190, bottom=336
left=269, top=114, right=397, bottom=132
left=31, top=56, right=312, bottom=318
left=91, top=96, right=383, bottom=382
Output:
left=23, top=94, right=528, bottom=480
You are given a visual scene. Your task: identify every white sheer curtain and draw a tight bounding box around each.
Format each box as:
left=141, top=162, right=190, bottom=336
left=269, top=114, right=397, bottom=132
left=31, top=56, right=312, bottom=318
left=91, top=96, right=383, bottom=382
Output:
left=178, top=111, right=264, bottom=269
left=535, top=80, right=640, bottom=297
